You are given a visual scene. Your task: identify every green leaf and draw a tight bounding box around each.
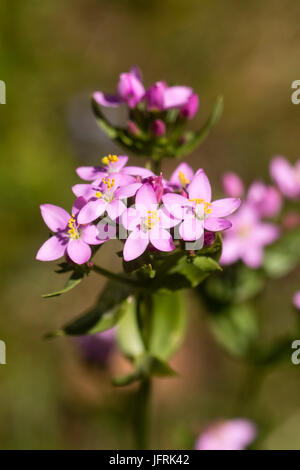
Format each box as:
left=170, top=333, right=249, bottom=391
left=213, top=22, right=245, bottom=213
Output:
left=149, top=291, right=187, bottom=361
left=170, top=255, right=221, bottom=288
left=91, top=98, right=119, bottom=139
left=174, top=95, right=223, bottom=157
left=42, top=271, right=84, bottom=298
left=117, top=297, right=145, bottom=359
left=209, top=303, right=258, bottom=357
left=264, top=228, right=300, bottom=278
left=46, top=280, right=133, bottom=337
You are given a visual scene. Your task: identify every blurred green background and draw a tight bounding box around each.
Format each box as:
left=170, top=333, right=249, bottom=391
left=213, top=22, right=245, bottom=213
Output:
left=0, top=0, right=300, bottom=449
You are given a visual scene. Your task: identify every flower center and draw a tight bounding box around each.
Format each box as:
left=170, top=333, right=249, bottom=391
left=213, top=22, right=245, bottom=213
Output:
left=238, top=225, right=251, bottom=238
left=102, top=154, right=119, bottom=166
left=179, top=171, right=190, bottom=186
left=94, top=177, right=115, bottom=203
left=142, top=210, right=160, bottom=231
left=67, top=215, right=80, bottom=239
left=189, top=198, right=212, bottom=219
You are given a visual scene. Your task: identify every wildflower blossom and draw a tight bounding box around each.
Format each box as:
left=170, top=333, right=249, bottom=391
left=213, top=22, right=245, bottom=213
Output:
left=222, top=172, right=244, bottom=198
left=163, top=170, right=241, bottom=244
left=271, top=156, right=300, bottom=199
left=145, top=80, right=195, bottom=111
left=195, top=419, right=256, bottom=450
left=122, top=183, right=177, bottom=261
left=36, top=197, right=106, bottom=264
left=180, top=93, right=199, bottom=119
left=76, top=154, right=153, bottom=183
left=168, top=162, right=194, bottom=190
left=93, top=67, right=145, bottom=109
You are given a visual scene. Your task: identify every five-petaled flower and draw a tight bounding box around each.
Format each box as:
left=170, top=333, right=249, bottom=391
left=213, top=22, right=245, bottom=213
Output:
left=163, top=170, right=241, bottom=246
left=36, top=197, right=106, bottom=265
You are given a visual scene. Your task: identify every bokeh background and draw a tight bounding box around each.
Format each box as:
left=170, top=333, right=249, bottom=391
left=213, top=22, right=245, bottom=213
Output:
left=0, top=0, right=300, bottom=449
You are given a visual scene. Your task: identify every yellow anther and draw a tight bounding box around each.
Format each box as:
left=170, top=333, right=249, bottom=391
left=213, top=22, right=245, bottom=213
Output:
left=102, top=156, right=109, bottom=165
left=95, top=191, right=102, bottom=198
left=108, top=154, right=118, bottom=162
left=179, top=171, right=190, bottom=186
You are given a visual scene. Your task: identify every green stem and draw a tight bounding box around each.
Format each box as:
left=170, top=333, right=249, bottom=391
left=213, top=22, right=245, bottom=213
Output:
left=133, top=378, right=151, bottom=450
left=92, top=264, right=142, bottom=288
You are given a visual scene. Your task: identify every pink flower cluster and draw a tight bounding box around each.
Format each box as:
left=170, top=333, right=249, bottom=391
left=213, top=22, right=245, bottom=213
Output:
left=36, top=157, right=241, bottom=265
left=221, top=155, right=300, bottom=268
left=93, top=66, right=199, bottom=119
left=220, top=170, right=281, bottom=268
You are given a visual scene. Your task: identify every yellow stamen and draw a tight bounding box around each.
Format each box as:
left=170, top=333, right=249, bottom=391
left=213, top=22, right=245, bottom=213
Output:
left=95, top=191, right=102, bottom=198
left=189, top=198, right=212, bottom=214
left=102, top=177, right=115, bottom=190
left=179, top=171, right=190, bottom=186
left=102, top=154, right=119, bottom=165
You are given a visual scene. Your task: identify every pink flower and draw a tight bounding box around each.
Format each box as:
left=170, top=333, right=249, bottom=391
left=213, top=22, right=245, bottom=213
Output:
left=145, top=81, right=194, bottom=111
left=247, top=181, right=282, bottom=218
left=293, top=291, right=300, bottom=310
left=163, top=170, right=241, bottom=244
left=222, top=172, right=244, bottom=198
left=195, top=419, right=256, bottom=450
left=270, top=156, right=300, bottom=199
left=93, top=67, right=145, bottom=109
left=76, top=174, right=142, bottom=224
left=122, top=183, right=177, bottom=261
left=76, top=154, right=153, bottom=183
left=220, top=205, right=280, bottom=268
left=36, top=198, right=106, bottom=265
left=180, top=93, right=199, bottom=119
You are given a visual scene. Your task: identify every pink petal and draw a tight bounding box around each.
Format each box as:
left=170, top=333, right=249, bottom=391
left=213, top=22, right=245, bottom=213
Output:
left=123, top=230, right=149, bottom=261
left=204, top=217, right=232, bottom=232
left=72, top=184, right=94, bottom=199
left=162, top=193, right=188, bottom=219
left=135, top=183, right=157, bottom=210
left=36, top=235, right=67, bottom=261
left=77, top=199, right=107, bottom=224
left=122, top=166, right=154, bottom=178
left=67, top=239, right=91, bottom=265
left=220, top=237, right=241, bottom=265
left=157, top=207, right=181, bottom=229
left=93, top=92, right=121, bottom=108
left=222, top=172, right=244, bottom=198
left=188, top=170, right=212, bottom=202
left=179, top=216, right=204, bottom=241
left=211, top=198, right=241, bottom=217
left=72, top=196, right=87, bottom=216
left=270, top=156, right=298, bottom=198
left=252, top=223, right=280, bottom=246
left=76, top=166, right=105, bottom=181
left=108, top=155, right=128, bottom=172
left=106, top=199, right=126, bottom=220
left=121, top=208, right=141, bottom=231
left=149, top=227, right=175, bottom=252
left=115, top=183, right=142, bottom=199
left=293, top=291, right=300, bottom=310
left=40, top=204, right=70, bottom=232
left=242, top=245, right=263, bottom=268
left=163, top=86, right=193, bottom=108
left=170, top=162, right=194, bottom=186
left=81, top=225, right=107, bottom=245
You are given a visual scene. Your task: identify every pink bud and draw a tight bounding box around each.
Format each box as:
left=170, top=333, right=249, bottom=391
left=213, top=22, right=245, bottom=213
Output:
left=127, top=120, right=140, bottom=136
left=293, top=291, right=300, bottom=310
left=150, top=119, right=166, bottom=137
left=180, top=93, right=199, bottom=119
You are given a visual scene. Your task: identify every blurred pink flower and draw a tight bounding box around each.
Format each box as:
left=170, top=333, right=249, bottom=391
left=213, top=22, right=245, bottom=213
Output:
left=293, top=291, right=300, bottom=310
left=150, top=119, right=166, bottom=137
left=222, top=172, right=244, bottom=198
left=270, top=156, right=300, bottom=199
left=195, top=419, right=256, bottom=450
left=145, top=81, right=195, bottom=111
left=247, top=181, right=282, bottom=218
left=220, top=205, right=280, bottom=268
